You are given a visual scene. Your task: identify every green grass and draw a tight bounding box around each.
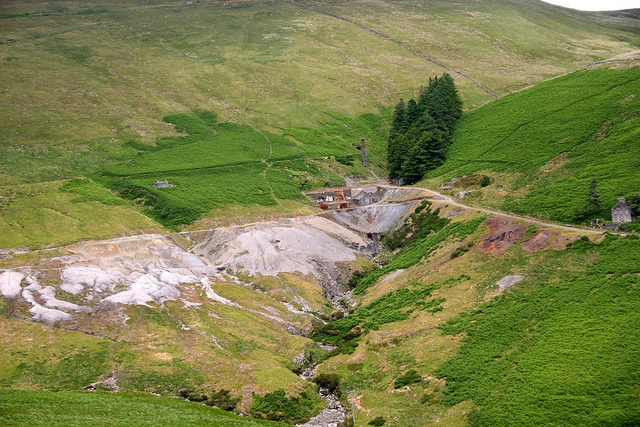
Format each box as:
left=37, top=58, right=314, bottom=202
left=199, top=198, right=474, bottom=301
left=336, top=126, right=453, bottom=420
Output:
left=99, top=110, right=389, bottom=227
left=313, top=280, right=448, bottom=355
left=0, top=180, right=161, bottom=249
left=1, top=0, right=639, bottom=180
left=437, top=235, right=640, bottom=426
left=1, top=0, right=639, bottom=237
left=424, top=67, right=640, bottom=223
left=0, top=107, right=389, bottom=239
left=0, top=389, right=285, bottom=426
left=354, top=215, right=485, bottom=294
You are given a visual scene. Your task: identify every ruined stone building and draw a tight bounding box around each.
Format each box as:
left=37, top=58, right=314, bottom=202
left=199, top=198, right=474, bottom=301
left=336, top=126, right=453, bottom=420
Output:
left=611, top=198, right=632, bottom=223
left=153, top=180, right=174, bottom=188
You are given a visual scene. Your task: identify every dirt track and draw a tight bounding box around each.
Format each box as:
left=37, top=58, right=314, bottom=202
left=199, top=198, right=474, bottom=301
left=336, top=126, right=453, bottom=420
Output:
left=380, top=184, right=608, bottom=235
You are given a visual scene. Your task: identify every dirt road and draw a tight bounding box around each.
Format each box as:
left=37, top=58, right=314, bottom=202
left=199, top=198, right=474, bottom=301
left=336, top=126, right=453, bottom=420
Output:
left=379, top=184, right=608, bottom=235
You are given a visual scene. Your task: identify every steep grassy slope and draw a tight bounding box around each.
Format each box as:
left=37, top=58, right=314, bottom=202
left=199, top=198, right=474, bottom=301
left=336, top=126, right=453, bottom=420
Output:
left=437, top=236, right=640, bottom=426
left=423, top=66, right=640, bottom=223
left=312, top=204, right=640, bottom=425
left=0, top=390, right=285, bottom=426
left=2, top=0, right=639, bottom=168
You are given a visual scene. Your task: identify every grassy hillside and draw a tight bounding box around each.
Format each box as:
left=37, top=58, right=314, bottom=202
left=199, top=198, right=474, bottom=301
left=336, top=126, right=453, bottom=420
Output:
left=1, top=0, right=639, bottom=243
left=311, top=204, right=640, bottom=425
left=0, top=179, right=163, bottom=248
left=0, top=390, right=285, bottom=426
left=1, top=0, right=639, bottom=167
left=0, top=275, right=316, bottom=391
left=423, top=65, right=640, bottom=223
left=3, top=200, right=639, bottom=425
left=1, top=2, right=640, bottom=423
left=98, top=110, right=389, bottom=228
left=437, top=235, right=640, bottom=426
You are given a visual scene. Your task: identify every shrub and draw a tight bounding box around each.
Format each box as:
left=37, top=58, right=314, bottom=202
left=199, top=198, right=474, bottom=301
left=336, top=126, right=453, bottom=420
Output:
left=250, top=389, right=316, bottom=424
left=450, top=242, right=473, bottom=259
left=313, top=373, right=340, bottom=394
left=348, top=266, right=376, bottom=289
left=208, top=389, right=239, bottom=411
left=368, top=416, right=386, bottom=425
left=335, top=155, right=355, bottom=166
left=179, top=389, right=207, bottom=402
left=394, top=369, right=422, bottom=389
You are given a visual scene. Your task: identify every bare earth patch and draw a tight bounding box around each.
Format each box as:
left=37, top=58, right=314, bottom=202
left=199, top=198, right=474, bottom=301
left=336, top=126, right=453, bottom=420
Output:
left=523, top=230, right=579, bottom=252
left=475, top=217, right=527, bottom=257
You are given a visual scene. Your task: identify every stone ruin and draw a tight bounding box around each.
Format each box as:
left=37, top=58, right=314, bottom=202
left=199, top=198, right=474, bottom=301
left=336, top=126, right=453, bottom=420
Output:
left=611, top=198, right=632, bottom=223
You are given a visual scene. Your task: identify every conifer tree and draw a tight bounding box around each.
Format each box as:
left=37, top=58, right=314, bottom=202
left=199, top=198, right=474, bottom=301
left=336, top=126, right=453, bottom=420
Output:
left=585, top=178, right=603, bottom=217
left=406, top=99, right=421, bottom=125
left=386, top=73, right=463, bottom=184
left=417, top=76, right=437, bottom=112
left=390, top=99, right=407, bottom=134
left=424, top=74, right=462, bottom=134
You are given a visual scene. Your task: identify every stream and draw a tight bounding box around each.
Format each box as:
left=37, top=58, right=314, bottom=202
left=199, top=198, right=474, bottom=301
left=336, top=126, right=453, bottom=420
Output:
left=295, top=343, right=349, bottom=427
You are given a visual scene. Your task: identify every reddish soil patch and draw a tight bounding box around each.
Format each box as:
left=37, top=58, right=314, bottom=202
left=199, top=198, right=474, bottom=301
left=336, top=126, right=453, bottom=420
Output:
left=476, top=217, right=526, bottom=257
left=523, top=230, right=579, bottom=252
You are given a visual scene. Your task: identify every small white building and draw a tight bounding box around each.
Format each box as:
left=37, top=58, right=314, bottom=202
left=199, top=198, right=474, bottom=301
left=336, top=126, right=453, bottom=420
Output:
left=612, top=198, right=632, bottom=223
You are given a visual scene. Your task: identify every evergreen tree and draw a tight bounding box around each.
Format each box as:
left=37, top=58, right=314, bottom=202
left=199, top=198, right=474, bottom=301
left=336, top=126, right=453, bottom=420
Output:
left=390, top=99, right=407, bottom=134
left=386, top=73, right=462, bottom=184
left=585, top=178, right=603, bottom=217
left=406, top=99, right=421, bottom=126
left=401, top=113, right=447, bottom=184
left=417, top=76, right=437, bottom=112
left=424, top=74, right=462, bottom=134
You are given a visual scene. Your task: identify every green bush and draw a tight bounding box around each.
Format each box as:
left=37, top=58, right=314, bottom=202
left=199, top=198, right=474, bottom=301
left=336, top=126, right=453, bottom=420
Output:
left=335, top=155, right=356, bottom=166
left=313, top=373, right=340, bottom=395
left=348, top=265, right=377, bottom=289
left=250, top=389, right=316, bottom=424
left=368, top=416, right=386, bottom=426
left=209, top=389, right=239, bottom=411
left=393, top=369, right=422, bottom=389
left=179, top=389, right=208, bottom=403
left=450, top=242, right=473, bottom=259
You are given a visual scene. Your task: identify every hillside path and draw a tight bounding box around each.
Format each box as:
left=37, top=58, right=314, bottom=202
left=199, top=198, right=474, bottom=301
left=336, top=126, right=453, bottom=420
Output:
left=380, top=184, right=608, bottom=234
left=181, top=182, right=610, bottom=236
